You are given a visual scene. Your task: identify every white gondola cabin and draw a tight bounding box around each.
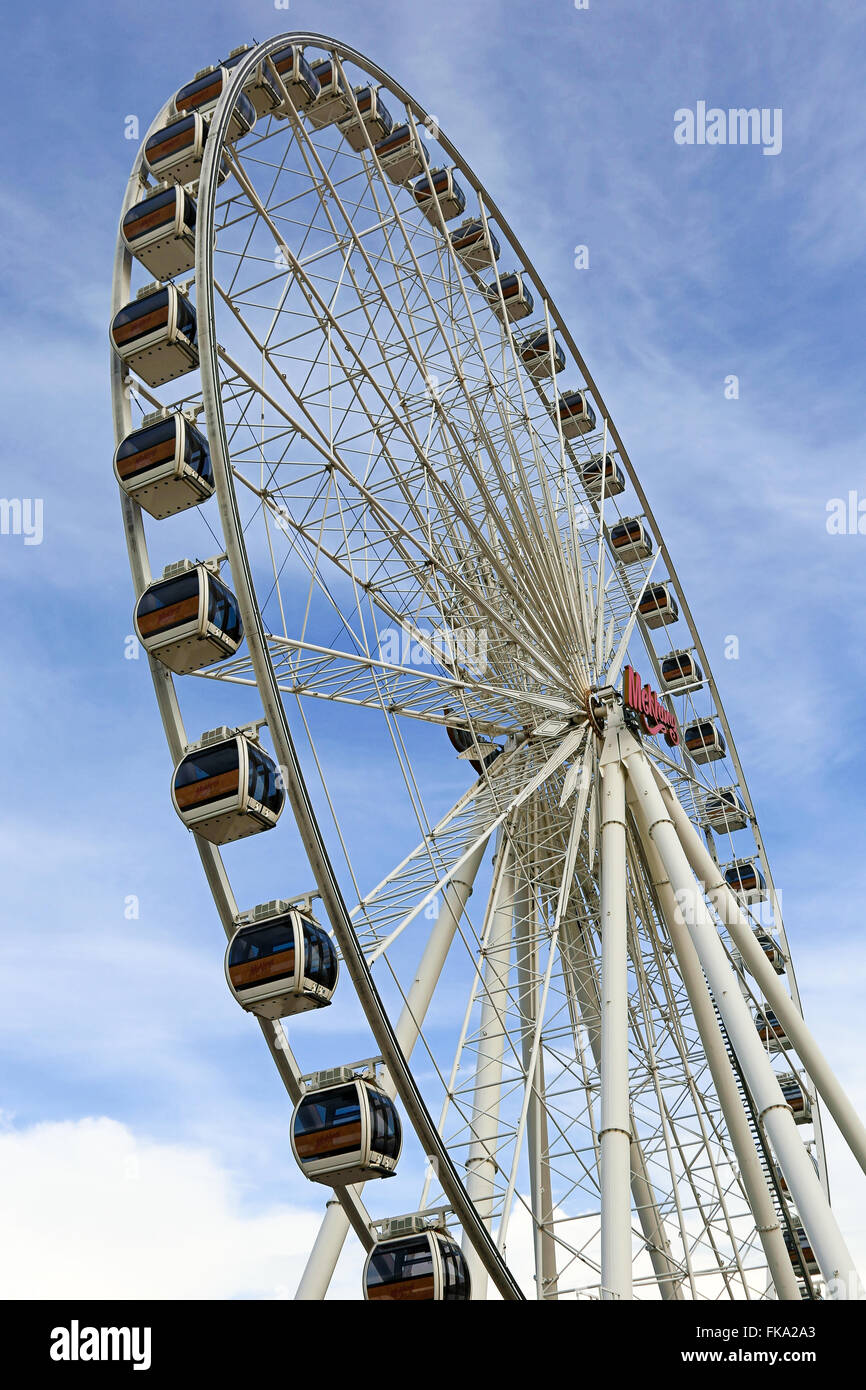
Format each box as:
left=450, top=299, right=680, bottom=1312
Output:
left=225, top=902, right=338, bottom=1018
left=581, top=452, right=624, bottom=498
left=778, top=1073, right=813, bottom=1125
left=639, top=582, right=678, bottom=628
left=412, top=167, right=466, bottom=224
left=702, top=787, right=748, bottom=834
left=134, top=562, right=243, bottom=674
left=555, top=389, right=597, bottom=438
left=519, top=330, right=565, bottom=378
left=610, top=517, right=653, bottom=564
left=375, top=123, right=425, bottom=183
left=121, top=186, right=197, bottom=280
left=484, top=271, right=534, bottom=322
left=755, top=925, right=785, bottom=974
left=724, top=857, right=766, bottom=902
left=307, top=57, right=354, bottom=128
left=660, top=649, right=703, bottom=692
left=450, top=218, right=501, bottom=271
left=755, top=1006, right=788, bottom=1051
left=364, top=1229, right=470, bottom=1302
left=113, top=411, right=213, bottom=519
left=783, top=1225, right=819, bottom=1277
left=221, top=45, right=283, bottom=117
left=174, top=67, right=256, bottom=141
left=270, top=44, right=321, bottom=112
left=445, top=719, right=502, bottom=776
left=683, top=720, right=726, bottom=763
left=338, top=85, right=393, bottom=150
left=144, top=112, right=229, bottom=186
left=172, top=727, right=284, bottom=844
left=291, top=1073, right=402, bottom=1184
left=110, top=284, right=198, bottom=387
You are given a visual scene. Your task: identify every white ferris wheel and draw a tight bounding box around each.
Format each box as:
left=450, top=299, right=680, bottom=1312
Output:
left=109, top=32, right=866, bottom=1301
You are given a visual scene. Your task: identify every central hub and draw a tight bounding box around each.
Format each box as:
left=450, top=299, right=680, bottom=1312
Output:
left=585, top=684, right=621, bottom=737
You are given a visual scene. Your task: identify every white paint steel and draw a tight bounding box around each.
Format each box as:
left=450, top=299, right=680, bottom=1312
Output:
left=598, top=713, right=632, bottom=1299
left=624, top=740, right=861, bottom=1293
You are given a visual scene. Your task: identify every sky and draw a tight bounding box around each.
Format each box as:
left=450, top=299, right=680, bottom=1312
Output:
left=2, top=0, right=866, bottom=1299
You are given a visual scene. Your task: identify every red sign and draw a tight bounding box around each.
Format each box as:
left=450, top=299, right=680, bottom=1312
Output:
left=623, top=665, right=679, bottom=746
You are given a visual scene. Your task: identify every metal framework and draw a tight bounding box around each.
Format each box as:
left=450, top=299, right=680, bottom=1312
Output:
left=110, top=31, right=866, bottom=1300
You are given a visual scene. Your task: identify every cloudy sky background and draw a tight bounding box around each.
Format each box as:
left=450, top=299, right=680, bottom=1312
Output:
left=2, top=0, right=866, bottom=1297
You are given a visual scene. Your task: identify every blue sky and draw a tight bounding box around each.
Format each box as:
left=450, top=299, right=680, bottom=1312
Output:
left=2, top=0, right=866, bottom=1297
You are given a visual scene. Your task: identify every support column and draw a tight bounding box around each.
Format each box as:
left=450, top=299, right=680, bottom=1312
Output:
left=624, top=739, right=861, bottom=1293
left=561, top=910, right=684, bottom=1298
left=627, top=784, right=801, bottom=1300
left=463, top=840, right=515, bottom=1300
left=651, top=761, right=866, bottom=1188
left=598, top=713, right=633, bottom=1300
left=295, top=834, right=489, bottom=1299
left=514, top=845, right=558, bottom=1299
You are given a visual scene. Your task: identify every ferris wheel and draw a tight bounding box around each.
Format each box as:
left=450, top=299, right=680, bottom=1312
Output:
left=109, top=32, right=866, bottom=1301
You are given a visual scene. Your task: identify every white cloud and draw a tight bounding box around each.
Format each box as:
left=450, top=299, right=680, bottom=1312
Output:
left=0, top=1116, right=363, bottom=1300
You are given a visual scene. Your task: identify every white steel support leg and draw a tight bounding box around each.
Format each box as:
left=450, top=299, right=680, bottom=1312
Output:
left=295, top=835, right=490, bottom=1300
left=514, top=852, right=558, bottom=1299
left=463, top=840, right=515, bottom=1300
left=598, top=713, right=633, bottom=1300
left=561, top=910, right=684, bottom=1299
left=650, top=760, right=866, bottom=1189
left=627, top=785, right=801, bottom=1300
left=624, top=739, right=862, bottom=1294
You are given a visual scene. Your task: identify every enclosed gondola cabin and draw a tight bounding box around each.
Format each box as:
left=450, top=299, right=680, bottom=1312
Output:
left=174, top=67, right=256, bottom=141
left=755, top=1006, right=788, bottom=1051
left=144, top=112, right=228, bottom=187
left=307, top=57, right=354, bottom=128
left=610, top=517, right=653, bottom=565
left=519, top=330, right=565, bottom=379
left=783, top=1226, right=819, bottom=1277
left=172, top=728, right=284, bottom=844
left=221, top=45, right=283, bottom=117
left=754, top=926, right=785, bottom=974
left=110, top=284, right=198, bottom=387
left=724, top=858, right=766, bottom=903
left=270, top=44, right=320, bottom=111
left=412, top=167, right=466, bottom=224
left=555, top=389, right=597, bottom=439
left=445, top=720, right=501, bottom=775
left=581, top=452, right=625, bottom=498
left=702, top=787, right=748, bottom=834
left=778, top=1073, right=813, bottom=1125
left=291, top=1075, right=401, bottom=1184
left=660, top=649, right=703, bottom=693
left=114, top=412, right=213, bottom=519
left=338, top=85, right=393, bottom=150
left=639, top=582, right=678, bottom=629
left=225, top=904, right=338, bottom=1018
left=121, top=186, right=197, bottom=280
left=134, top=563, right=243, bottom=674
left=683, top=720, right=726, bottom=763
left=364, top=1230, right=470, bottom=1301
left=451, top=218, right=501, bottom=271
left=374, top=123, right=425, bottom=183
left=485, top=271, right=534, bottom=322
